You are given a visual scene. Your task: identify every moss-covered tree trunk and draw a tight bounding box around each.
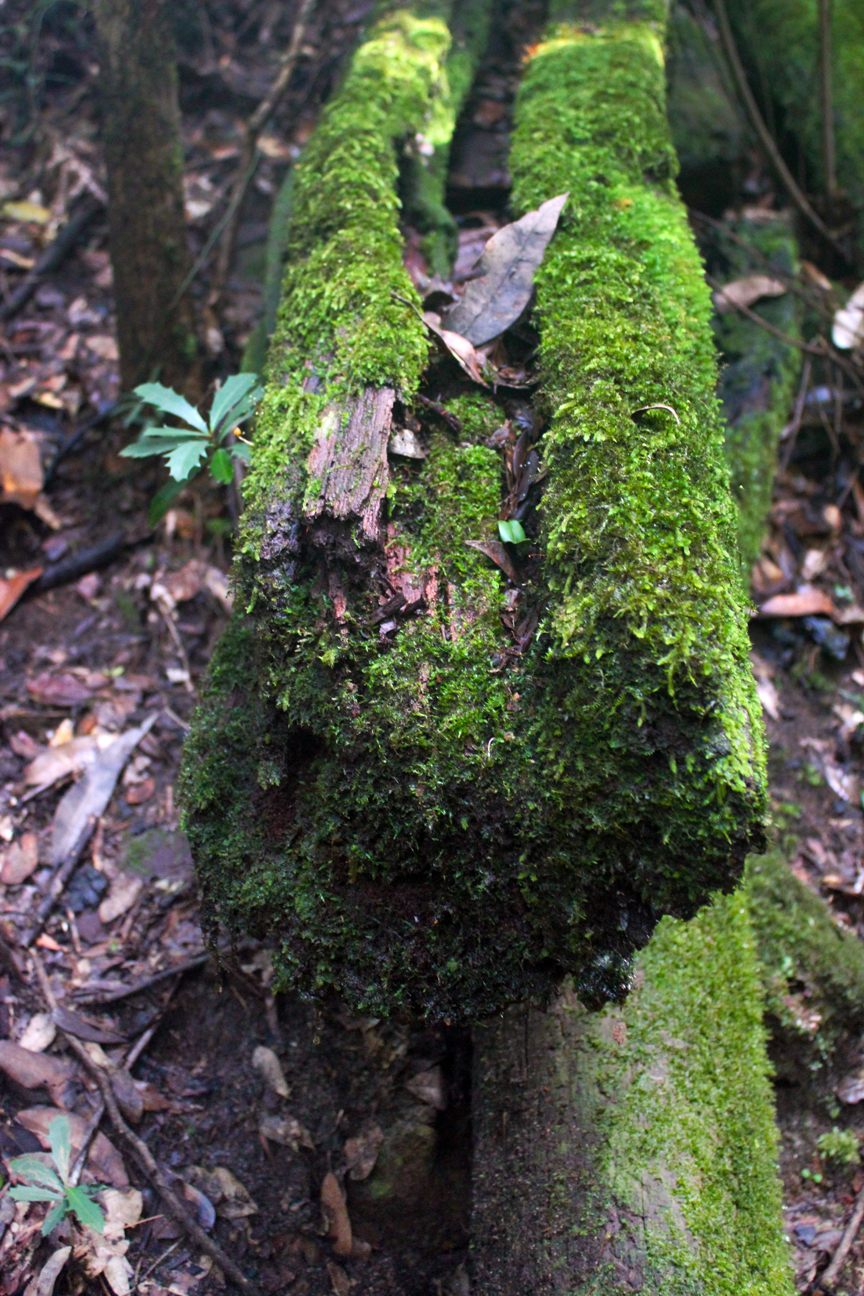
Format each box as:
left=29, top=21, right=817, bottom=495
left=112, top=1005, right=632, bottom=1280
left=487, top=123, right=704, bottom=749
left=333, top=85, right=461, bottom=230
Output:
left=92, top=0, right=198, bottom=390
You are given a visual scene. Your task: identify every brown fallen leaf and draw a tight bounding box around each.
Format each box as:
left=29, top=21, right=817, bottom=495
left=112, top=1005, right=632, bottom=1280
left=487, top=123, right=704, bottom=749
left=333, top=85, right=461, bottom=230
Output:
left=0, top=567, right=43, bottom=622
left=24, top=733, right=112, bottom=794
left=18, top=1012, right=57, bottom=1053
left=26, top=671, right=97, bottom=706
left=184, top=1166, right=257, bottom=1220
left=0, top=831, right=39, bottom=884
left=758, top=588, right=835, bottom=619
left=125, top=776, right=155, bottom=806
left=151, top=560, right=233, bottom=614
left=252, top=1044, right=290, bottom=1097
left=258, top=1112, right=315, bottom=1150
left=52, top=1006, right=127, bottom=1045
left=713, top=274, right=787, bottom=314
left=0, top=426, right=43, bottom=509
left=98, top=873, right=144, bottom=924
left=17, top=1106, right=129, bottom=1187
left=321, top=1172, right=352, bottom=1257
left=0, top=1041, right=73, bottom=1104
left=464, top=538, right=520, bottom=585
left=442, top=192, right=568, bottom=344
left=423, top=312, right=490, bottom=387
left=33, top=1246, right=72, bottom=1296
left=343, top=1125, right=384, bottom=1181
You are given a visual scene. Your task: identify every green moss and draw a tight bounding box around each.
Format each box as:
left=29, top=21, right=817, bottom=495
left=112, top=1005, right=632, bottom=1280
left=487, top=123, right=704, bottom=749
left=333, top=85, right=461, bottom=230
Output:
left=745, top=849, right=864, bottom=1077
left=725, top=0, right=864, bottom=262
left=705, top=217, right=802, bottom=575
left=182, top=5, right=767, bottom=1021
left=576, top=891, right=793, bottom=1294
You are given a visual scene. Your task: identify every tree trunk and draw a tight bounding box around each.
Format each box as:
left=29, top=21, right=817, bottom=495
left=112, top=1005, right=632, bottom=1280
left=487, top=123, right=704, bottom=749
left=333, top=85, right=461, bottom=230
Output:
left=92, top=0, right=198, bottom=391
left=471, top=892, right=794, bottom=1295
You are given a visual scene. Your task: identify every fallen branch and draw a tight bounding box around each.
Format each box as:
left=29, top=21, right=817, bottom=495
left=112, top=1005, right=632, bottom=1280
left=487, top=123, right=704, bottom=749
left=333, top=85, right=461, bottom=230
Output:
left=818, top=1178, right=864, bottom=1289
left=779, top=358, right=812, bottom=472
left=31, top=532, right=126, bottom=594
left=74, top=954, right=209, bottom=1004
left=209, top=0, right=316, bottom=307
left=0, top=197, right=103, bottom=323
left=30, top=951, right=255, bottom=1294
left=710, top=0, right=848, bottom=261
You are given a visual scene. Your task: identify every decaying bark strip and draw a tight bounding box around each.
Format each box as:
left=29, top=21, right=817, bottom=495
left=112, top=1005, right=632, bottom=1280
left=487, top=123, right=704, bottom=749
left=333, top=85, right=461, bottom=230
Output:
left=303, top=388, right=396, bottom=543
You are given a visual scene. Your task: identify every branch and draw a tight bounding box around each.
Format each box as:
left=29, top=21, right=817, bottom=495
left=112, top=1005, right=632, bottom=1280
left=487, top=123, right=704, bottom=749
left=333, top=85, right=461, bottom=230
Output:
left=209, top=0, right=316, bottom=307
left=710, top=0, right=847, bottom=259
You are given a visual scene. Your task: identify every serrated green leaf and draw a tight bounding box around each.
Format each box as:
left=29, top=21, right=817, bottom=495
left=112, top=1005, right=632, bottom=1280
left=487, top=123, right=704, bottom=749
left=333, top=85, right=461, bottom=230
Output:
left=41, top=1200, right=68, bottom=1236
left=166, top=438, right=210, bottom=482
left=9, top=1186, right=63, bottom=1203
left=209, top=447, right=234, bottom=484
left=229, top=441, right=251, bottom=463
left=66, top=1186, right=105, bottom=1234
left=120, top=429, right=202, bottom=459
left=133, top=383, right=207, bottom=433
left=48, top=1115, right=71, bottom=1185
left=148, top=478, right=184, bottom=527
left=498, top=520, right=527, bottom=544
left=8, top=1156, right=64, bottom=1193
left=209, top=373, right=260, bottom=436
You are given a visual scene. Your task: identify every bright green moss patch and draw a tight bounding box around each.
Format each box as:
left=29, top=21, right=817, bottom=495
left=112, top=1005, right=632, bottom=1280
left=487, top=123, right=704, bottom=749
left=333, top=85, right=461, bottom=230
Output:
left=577, top=892, right=793, bottom=1294
left=745, top=849, right=864, bottom=1078
left=182, top=5, right=767, bottom=1020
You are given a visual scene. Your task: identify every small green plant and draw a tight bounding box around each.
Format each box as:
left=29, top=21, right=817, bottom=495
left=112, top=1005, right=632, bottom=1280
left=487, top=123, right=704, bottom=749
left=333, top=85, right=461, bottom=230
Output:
left=8, top=1114, right=106, bottom=1235
left=817, top=1127, right=860, bottom=1167
left=120, top=373, right=262, bottom=524
left=498, top=519, right=527, bottom=544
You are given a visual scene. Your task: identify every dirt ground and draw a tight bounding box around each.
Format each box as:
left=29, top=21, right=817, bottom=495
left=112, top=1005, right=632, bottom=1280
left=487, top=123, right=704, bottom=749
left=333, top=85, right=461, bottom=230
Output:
left=2, top=1, right=864, bottom=1293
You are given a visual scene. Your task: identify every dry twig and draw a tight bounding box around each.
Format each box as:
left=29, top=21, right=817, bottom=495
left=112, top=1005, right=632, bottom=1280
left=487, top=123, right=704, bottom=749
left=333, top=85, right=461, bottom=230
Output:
left=818, top=1178, right=864, bottom=1289
left=29, top=952, right=255, bottom=1294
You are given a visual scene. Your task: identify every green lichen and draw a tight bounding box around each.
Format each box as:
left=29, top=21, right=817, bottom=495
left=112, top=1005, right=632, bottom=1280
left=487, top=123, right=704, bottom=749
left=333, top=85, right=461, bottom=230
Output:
left=725, top=0, right=864, bottom=262
left=182, top=4, right=767, bottom=1021
left=745, top=849, right=864, bottom=1079
left=577, top=891, right=793, bottom=1294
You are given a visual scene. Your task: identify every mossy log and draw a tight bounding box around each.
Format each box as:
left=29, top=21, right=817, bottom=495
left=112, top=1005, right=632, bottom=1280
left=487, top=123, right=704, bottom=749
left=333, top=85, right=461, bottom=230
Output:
left=91, top=0, right=198, bottom=390
left=725, top=0, right=864, bottom=261
left=472, top=892, right=793, bottom=1296
left=181, top=0, right=766, bottom=1022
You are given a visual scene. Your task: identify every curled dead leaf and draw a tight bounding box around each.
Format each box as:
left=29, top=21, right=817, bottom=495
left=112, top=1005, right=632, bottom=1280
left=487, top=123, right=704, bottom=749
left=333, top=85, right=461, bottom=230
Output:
left=713, top=274, right=787, bottom=314
left=464, top=538, right=520, bottom=585
left=0, top=1042, right=73, bottom=1104
left=321, top=1171, right=352, bottom=1257
left=1, top=831, right=39, bottom=884
left=252, top=1044, right=290, bottom=1098
left=422, top=312, right=490, bottom=387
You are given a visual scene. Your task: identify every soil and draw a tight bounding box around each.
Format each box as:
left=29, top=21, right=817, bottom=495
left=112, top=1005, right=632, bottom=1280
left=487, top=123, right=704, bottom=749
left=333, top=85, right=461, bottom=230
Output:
left=1, top=2, right=864, bottom=1294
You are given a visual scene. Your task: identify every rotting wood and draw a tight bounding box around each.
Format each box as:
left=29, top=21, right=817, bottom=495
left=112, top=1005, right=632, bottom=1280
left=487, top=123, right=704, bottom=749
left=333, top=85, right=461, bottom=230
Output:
left=302, top=388, right=396, bottom=544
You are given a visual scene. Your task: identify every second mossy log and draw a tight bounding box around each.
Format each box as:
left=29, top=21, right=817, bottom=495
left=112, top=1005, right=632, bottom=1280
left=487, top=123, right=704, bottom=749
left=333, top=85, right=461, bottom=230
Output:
left=182, top=1, right=766, bottom=1021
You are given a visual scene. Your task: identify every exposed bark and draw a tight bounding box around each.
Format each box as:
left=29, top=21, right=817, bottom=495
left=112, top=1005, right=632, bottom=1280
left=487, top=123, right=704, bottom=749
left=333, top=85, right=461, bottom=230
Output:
left=91, top=0, right=198, bottom=391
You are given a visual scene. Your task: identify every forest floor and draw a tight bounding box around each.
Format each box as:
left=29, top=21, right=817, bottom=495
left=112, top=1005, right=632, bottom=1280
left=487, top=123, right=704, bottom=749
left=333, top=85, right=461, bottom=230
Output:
left=1, top=1, right=864, bottom=1294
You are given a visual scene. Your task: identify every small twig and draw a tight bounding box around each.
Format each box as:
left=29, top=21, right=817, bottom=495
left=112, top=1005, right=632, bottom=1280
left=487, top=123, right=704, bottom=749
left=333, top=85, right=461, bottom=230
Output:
left=209, top=0, right=316, bottom=307
left=779, top=358, right=812, bottom=472
left=43, top=403, right=118, bottom=488
left=20, top=815, right=97, bottom=949
left=819, top=0, right=837, bottom=202
left=73, top=954, right=208, bottom=1005
left=710, top=0, right=848, bottom=260
left=68, top=1098, right=105, bottom=1188
left=0, top=197, right=102, bottom=323
left=30, top=951, right=254, bottom=1294
left=818, top=1177, right=864, bottom=1289
left=704, top=272, right=864, bottom=400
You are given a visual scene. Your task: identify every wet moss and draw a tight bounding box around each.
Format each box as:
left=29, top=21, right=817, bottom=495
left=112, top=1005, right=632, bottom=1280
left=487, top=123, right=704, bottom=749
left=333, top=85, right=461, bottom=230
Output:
left=182, top=4, right=767, bottom=1021
left=745, top=849, right=864, bottom=1079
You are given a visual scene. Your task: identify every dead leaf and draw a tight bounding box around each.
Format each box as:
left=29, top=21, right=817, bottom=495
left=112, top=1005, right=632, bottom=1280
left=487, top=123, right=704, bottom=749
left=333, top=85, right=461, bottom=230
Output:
left=389, top=427, right=428, bottom=458
left=125, top=776, right=155, bottom=806
left=85, top=335, right=119, bottom=362
left=321, top=1172, right=352, bottom=1257
left=838, top=1071, right=864, bottom=1104
left=755, top=677, right=780, bottom=721
left=26, top=671, right=96, bottom=706
left=76, top=1188, right=142, bottom=1296
left=758, top=588, right=836, bottom=618
left=0, top=567, right=43, bottom=622
left=0, top=427, right=43, bottom=509
left=17, top=1107, right=129, bottom=1187
left=464, top=538, right=520, bottom=584
left=422, top=312, right=490, bottom=387
left=442, top=193, right=568, bottom=344
left=833, top=281, right=864, bottom=350
left=152, top=560, right=233, bottom=614
left=53, top=1006, right=127, bottom=1045
left=0, top=1042, right=73, bottom=1104
left=184, top=1166, right=257, bottom=1220
left=18, top=1012, right=56, bottom=1053
left=51, top=715, right=156, bottom=867
left=98, top=873, right=143, bottom=923
left=258, top=1113, right=315, bottom=1150
left=1, top=831, right=39, bottom=884
left=343, top=1125, right=384, bottom=1181
left=24, top=732, right=114, bottom=794
left=11, top=729, right=41, bottom=759
left=405, top=1065, right=446, bottom=1110
left=713, top=274, right=787, bottom=314
left=251, top=1044, right=290, bottom=1097
left=35, top=1247, right=71, bottom=1296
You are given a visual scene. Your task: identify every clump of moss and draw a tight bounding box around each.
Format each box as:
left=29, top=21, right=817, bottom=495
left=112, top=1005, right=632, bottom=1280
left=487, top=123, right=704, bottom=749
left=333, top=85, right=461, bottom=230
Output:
left=745, top=850, right=864, bottom=1078
left=703, top=216, right=802, bottom=575
left=183, top=4, right=767, bottom=1021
